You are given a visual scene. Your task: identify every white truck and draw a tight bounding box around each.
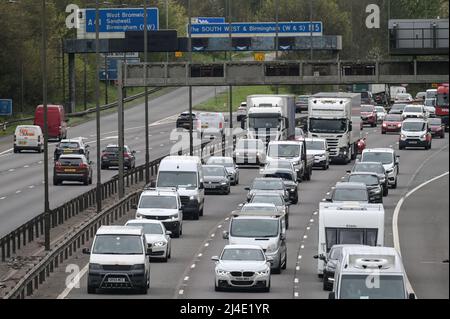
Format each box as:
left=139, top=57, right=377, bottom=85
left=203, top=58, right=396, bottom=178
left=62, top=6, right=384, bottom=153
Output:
left=316, top=202, right=385, bottom=276
left=389, top=86, right=407, bottom=103
left=307, top=93, right=361, bottom=163
left=329, top=246, right=416, bottom=299
left=244, top=95, right=296, bottom=144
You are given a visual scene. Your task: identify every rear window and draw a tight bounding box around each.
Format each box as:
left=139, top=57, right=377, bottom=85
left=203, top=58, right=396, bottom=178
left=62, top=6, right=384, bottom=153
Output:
left=59, top=158, right=83, bottom=165
left=385, top=114, right=402, bottom=121
left=17, top=127, right=38, bottom=136
left=106, top=147, right=119, bottom=153
left=59, top=142, right=79, bottom=149
left=361, top=105, right=374, bottom=112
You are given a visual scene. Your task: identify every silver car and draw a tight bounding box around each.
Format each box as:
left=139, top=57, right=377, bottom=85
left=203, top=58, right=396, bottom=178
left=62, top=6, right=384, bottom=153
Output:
left=247, top=193, right=290, bottom=229
left=125, top=219, right=172, bottom=262
left=206, top=156, right=239, bottom=185
left=212, top=244, right=272, bottom=292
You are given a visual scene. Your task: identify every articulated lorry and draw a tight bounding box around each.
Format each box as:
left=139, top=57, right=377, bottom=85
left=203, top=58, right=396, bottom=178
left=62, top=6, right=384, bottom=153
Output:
left=244, top=95, right=296, bottom=144
left=307, top=93, right=361, bottom=163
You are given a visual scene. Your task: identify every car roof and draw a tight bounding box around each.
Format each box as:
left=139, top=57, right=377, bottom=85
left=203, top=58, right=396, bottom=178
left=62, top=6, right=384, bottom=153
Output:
left=223, top=244, right=264, bottom=251
left=335, top=182, right=367, bottom=189
left=60, top=139, right=82, bottom=143
left=349, top=172, right=379, bottom=177
left=251, top=192, right=284, bottom=198
left=253, top=177, right=284, bottom=182
left=96, top=225, right=143, bottom=236
left=262, top=167, right=294, bottom=174
left=305, top=137, right=326, bottom=143
left=268, top=141, right=301, bottom=145
left=403, top=118, right=427, bottom=123
left=243, top=203, right=277, bottom=208
left=125, top=219, right=164, bottom=226
left=207, top=156, right=233, bottom=161
left=141, top=189, right=178, bottom=196
left=203, top=165, right=226, bottom=168
left=362, top=148, right=395, bottom=153
left=355, top=161, right=383, bottom=166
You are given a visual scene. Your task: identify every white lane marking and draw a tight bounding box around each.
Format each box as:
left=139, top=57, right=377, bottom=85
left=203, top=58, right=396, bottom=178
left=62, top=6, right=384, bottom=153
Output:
left=294, top=278, right=299, bottom=283
left=306, top=226, right=310, bottom=230
left=57, top=263, right=89, bottom=299
left=296, top=266, right=300, bottom=271
left=300, top=245, right=305, bottom=249
left=298, top=255, right=302, bottom=259
left=303, top=235, right=308, bottom=239
left=217, top=225, right=222, bottom=228
left=204, top=243, right=209, bottom=247
left=190, top=264, right=196, bottom=269
left=179, top=290, right=184, bottom=295
left=0, top=148, right=13, bottom=156
left=392, top=171, right=449, bottom=299
left=160, top=144, right=164, bottom=147
left=0, top=197, right=6, bottom=200
left=294, top=292, right=299, bottom=297
left=211, top=233, right=215, bottom=238
left=184, top=276, right=189, bottom=281
left=38, top=161, right=42, bottom=164
left=309, top=219, right=314, bottom=223
left=8, top=169, right=15, bottom=172
left=15, top=190, right=21, bottom=194
left=198, top=253, right=203, bottom=257
left=313, top=211, right=318, bottom=215
left=28, top=185, right=35, bottom=189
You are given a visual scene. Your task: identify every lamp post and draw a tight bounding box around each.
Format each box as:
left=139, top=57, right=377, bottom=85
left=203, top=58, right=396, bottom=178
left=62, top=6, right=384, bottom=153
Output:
left=144, top=0, right=150, bottom=184
left=95, top=0, right=102, bottom=212
left=188, top=0, right=193, bottom=156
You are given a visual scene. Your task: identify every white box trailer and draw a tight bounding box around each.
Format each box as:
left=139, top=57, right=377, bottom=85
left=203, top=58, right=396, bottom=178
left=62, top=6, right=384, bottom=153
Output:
left=317, top=202, right=385, bottom=275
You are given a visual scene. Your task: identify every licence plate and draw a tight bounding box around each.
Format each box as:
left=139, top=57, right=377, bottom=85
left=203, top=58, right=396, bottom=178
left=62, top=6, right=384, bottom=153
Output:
left=63, top=150, right=73, bottom=153
left=108, top=277, right=125, bottom=283
left=205, top=184, right=215, bottom=188
left=202, top=124, right=209, bottom=128
left=409, top=141, right=418, bottom=144
left=64, top=169, right=76, bottom=172
left=235, top=277, right=250, bottom=281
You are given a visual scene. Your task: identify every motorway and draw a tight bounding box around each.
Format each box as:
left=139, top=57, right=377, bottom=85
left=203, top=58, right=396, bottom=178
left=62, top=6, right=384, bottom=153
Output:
left=0, top=86, right=229, bottom=238
left=30, top=123, right=449, bottom=299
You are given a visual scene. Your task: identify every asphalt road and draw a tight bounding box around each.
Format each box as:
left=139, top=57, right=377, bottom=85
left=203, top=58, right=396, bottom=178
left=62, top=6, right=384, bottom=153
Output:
left=33, top=124, right=448, bottom=299
left=0, top=86, right=229, bottom=238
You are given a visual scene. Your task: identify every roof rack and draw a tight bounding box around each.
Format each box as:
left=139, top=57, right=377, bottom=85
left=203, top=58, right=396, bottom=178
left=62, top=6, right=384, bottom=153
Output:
left=348, top=254, right=395, bottom=270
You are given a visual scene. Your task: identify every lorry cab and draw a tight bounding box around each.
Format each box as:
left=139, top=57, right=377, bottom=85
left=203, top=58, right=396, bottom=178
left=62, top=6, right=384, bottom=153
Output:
left=156, top=156, right=204, bottom=220
left=330, top=246, right=415, bottom=299
left=33, top=104, right=67, bottom=141
left=223, top=209, right=287, bottom=274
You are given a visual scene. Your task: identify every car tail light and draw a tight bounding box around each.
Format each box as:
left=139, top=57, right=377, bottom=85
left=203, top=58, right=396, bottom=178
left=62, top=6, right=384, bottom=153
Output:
left=79, top=163, right=88, bottom=169
left=382, top=123, right=387, bottom=127
left=397, top=123, right=402, bottom=127
left=55, top=161, right=61, bottom=167
left=124, top=152, right=130, bottom=158
left=219, top=122, right=223, bottom=129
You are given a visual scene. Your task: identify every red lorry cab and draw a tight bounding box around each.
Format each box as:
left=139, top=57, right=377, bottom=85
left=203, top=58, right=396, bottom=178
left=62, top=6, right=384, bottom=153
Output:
left=34, top=105, right=68, bottom=141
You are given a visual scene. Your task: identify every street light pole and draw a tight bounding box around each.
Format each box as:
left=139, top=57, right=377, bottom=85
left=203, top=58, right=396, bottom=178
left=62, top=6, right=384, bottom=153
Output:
left=188, top=0, right=193, bottom=156
left=95, top=0, right=102, bottom=211
left=309, top=0, right=313, bottom=60
left=41, top=0, right=50, bottom=251
left=144, top=0, right=150, bottom=184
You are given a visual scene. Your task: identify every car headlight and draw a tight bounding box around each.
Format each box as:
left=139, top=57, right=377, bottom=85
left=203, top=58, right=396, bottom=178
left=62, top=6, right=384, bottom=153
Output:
left=136, top=213, right=143, bottom=219
left=292, top=160, right=300, bottom=166
left=400, top=134, right=407, bottom=140
left=221, top=181, right=228, bottom=185
left=386, top=168, right=394, bottom=174
left=132, top=264, right=145, bottom=270
left=256, top=268, right=270, bottom=276
left=189, top=195, right=197, bottom=201
left=169, top=213, right=179, bottom=220
left=216, top=269, right=229, bottom=276
left=325, top=263, right=336, bottom=272
left=420, top=134, right=427, bottom=140
left=89, top=263, right=102, bottom=270
left=154, top=241, right=166, bottom=247
left=266, top=243, right=278, bottom=253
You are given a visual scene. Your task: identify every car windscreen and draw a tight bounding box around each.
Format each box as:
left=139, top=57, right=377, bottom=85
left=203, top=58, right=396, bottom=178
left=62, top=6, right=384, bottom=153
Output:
left=339, top=275, right=406, bottom=299
left=157, top=171, right=198, bottom=188
left=403, top=106, right=422, bottom=113
left=236, top=140, right=264, bottom=151
left=17, top=127, right=37, bottom=136
left=375, top=107, right=385, bottom=113
left=252, top=179, right=283, bottom=190
left=424, top=99, right=435, bottom=107
left=298, top=96, right=309, bottom=103
left=391, top=104, right=406, bottom=111
left=207, top=158, right=234, bottom=167
left=126, top=223, right=163, bottom=235
left=362, top=152, right=393, bottom=164
left=59, top=142, right=79, bottom=149
left=92, top=235, right=143, bottom=255
left=309, top=119, right=347, bottom=134
left=230, top=219, right=279, bottom=237
left=203, top=166, right=226, bottom=177
left=402, top=122, right=426, bottom=132
left=333, top=188, right=368, bottom=202
left=221, top=248, right=265, bottom=261
left=349, top=175, right=379, bottom=186
left=384, top=114, right=402, bottom=122
left=248, top=117, right=280, bottom=129
left=361, top=106, right=374, bottom=112
left=306, top=140, right=325, bottom=150
left=242, top=205, right=277, bottom=213
left=58, top=158, right=83, bottom=166
left=105, top=147, right=119, bottom=153
left=139, top=195, right=177, bottom=209
left=268, top=144, right=300, bottom=158
left=354, top=163, right=384, bottom=174
left=251, top=195, right=283, bottom=206
left=329, top=247, right=343, bottom=260
left=428, top=118, right=442, bottom=126
left=264, top=172, right=294, bottom=181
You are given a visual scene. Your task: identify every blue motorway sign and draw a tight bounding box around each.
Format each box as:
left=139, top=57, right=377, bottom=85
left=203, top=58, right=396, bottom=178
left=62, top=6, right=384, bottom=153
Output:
left=100, top=57, right=140, bottom=81
left=85, top=8, right=159, bottom=33
left=191, top=17, right=226, bottom=24
left=0, top=99, right=12, bottom=116
left=189, top=21, right=322, bottom=38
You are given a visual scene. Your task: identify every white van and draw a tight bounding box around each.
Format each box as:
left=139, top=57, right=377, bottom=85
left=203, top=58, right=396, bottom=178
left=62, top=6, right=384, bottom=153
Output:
left=317, top=202, right=385, bottom=276
left=329, top=246, right=415, bottom=299
left=13, top=125, right=44, bottom=153
left=83, top=226, right=151, bottom=294
left=156, top=156, right=205, bottom=220
left=197, top=112, right=225, bottom=140
left=222, top=209, right=287, bottom=274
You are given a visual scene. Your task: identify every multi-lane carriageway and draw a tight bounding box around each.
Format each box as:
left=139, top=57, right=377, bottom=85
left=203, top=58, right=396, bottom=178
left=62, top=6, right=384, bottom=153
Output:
left=28, top=115, right=448, bottom=299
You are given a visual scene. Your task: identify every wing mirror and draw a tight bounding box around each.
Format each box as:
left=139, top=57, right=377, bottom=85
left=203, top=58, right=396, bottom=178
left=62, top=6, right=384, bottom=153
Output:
left=280, top=233, right=286, bottom=241
left=82, top=248, right=91, bottom=255
left=211, top=256, right=219, bottom=262
left=199, top=182, right=204, bottom=189
left=266, top=255, right=274, bottom=262
left=244, top=186, right=250, bottom=191
left=165, top=231, right=172, bottom=236
left=222, top=231, right=229, bottom=240
left=328, top=292, right=336, bottom=299
left=408, top=293, right=416, bottom=299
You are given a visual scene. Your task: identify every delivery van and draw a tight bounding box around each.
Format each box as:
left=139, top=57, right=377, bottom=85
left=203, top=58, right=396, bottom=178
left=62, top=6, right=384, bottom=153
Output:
left=33, top=104, right=68, bottom=141
left=13, top=125, right=44, bottom=153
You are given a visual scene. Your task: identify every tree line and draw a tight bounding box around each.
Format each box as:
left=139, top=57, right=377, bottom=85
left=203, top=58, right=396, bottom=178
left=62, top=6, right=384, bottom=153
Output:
left=0, top=0, right=447, bottom=115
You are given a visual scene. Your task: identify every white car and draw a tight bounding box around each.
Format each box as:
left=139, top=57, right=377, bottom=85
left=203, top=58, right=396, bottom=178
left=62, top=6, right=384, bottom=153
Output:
left=361, top=148, right=400, bottom=189
left=125, top=219, right=172, bottom=262
left=374, top=106, right=387, bottom=122
left=212, top=245, right=272, bottom=292
left=395, top=93, right=414, bottom=103
left=402, top=105, right=427, bottom=120
left=305, top=138, right=330, bottom=170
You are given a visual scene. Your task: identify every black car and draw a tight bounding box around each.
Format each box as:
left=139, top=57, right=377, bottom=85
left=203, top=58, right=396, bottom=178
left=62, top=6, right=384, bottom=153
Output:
left=327, top=182, right=369, bottom=204
left=350, top=162, right=388, bottom=196
left=295, top=95, right=310, bottom=113
left=101, top=145, right=136, bottom=169
left=202, top=165, right=230, bottom=195
left=54, top=138, right=89, bottom=161
left=176, top=112, right=197, bottom=130
left=261, top=168, right=298, bottom=204
left=347, top=172, right=383, bottom=204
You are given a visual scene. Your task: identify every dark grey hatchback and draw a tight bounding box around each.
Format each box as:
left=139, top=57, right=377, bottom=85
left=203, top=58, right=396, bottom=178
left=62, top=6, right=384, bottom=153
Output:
left=101, top=145, right=136, bottom=170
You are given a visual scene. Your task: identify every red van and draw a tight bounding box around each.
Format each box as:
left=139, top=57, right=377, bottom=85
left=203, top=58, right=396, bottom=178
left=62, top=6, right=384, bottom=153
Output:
left=34, top=105, right=68, bottom=141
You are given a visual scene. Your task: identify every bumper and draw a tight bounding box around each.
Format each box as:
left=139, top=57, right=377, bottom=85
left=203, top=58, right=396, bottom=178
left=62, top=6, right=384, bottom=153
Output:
left=266, top=251, right=281, bottom=270
left=215, top=274, right=270, bottom=290
left=361, top=117, right=376, bottom=124
left=399, top=139, right=428, bottom=148
left=15, top=144, right=40, bottom=151
left=161, top=220, right=181, bottom=233
left=382, top=127, right=401, bottom=133
left=182, top=199, right=201, bottom=214
left=148, top=245, right=168, bottom=259
left=101, top=159, right=132, bottom=167
left=204, top=184, right=229, bottom=193
left=88, top=270, right=147, bottom=290
left=431, top=130, right=444, bottom=136
left=369, top=193, right=383, bottom=203
left=287, top=189, right=298, bottom=201
left=54, top=173, right=88, bottom=181
left=313, top=157, right=327, bottom=167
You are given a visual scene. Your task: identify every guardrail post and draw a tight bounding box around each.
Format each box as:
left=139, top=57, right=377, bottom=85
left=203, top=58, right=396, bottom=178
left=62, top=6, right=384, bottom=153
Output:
left=28, top=224, right=34, bottom=243
left=1, top=240, right=5, bottom=262
left=12, top=232, right=16, bottom=255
